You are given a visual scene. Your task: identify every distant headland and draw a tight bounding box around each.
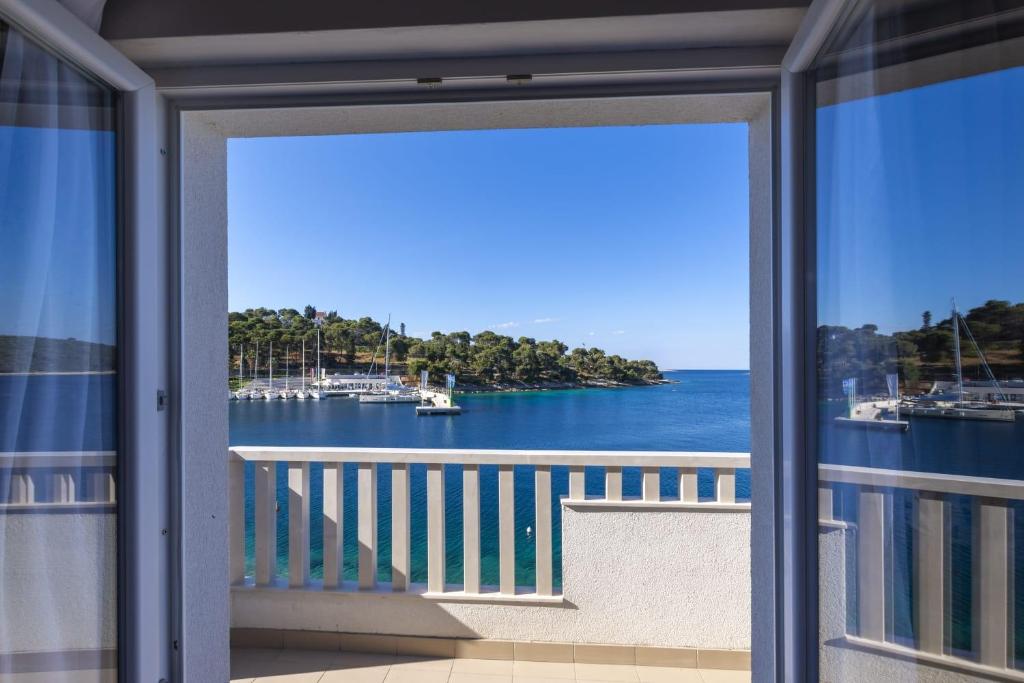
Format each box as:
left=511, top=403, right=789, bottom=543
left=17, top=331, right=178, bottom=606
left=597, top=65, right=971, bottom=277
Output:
left=228, top=307, right=664, bottom=391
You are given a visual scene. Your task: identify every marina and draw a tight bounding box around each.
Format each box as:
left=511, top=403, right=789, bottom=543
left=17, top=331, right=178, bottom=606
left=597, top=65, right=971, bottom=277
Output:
left=833, top=301, right=1024, bottom=429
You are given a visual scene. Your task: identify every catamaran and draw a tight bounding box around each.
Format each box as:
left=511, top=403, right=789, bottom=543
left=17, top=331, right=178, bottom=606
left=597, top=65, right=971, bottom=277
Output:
left=901, top=300, right=1023, bottom=422
left=308, top=328, right=323, bottom=400
left=359, top=315, right=420, bottom=404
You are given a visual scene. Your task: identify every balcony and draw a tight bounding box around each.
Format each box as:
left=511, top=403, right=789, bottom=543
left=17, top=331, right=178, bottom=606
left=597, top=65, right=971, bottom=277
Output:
left=818, top=464, right=1024, bottom=680
left=226, top=447, right=753, bottom=681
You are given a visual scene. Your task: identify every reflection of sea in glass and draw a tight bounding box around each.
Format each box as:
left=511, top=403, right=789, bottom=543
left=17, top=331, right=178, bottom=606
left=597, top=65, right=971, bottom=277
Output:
left=814, top=6, right=1024, bottom=677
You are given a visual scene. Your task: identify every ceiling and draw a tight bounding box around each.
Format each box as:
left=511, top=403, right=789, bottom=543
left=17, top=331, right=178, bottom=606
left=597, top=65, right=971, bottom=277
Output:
left=96, top=0, right=810, bottom=71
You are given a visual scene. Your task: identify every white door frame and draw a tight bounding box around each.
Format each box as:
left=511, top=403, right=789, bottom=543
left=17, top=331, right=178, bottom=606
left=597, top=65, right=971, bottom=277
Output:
left=169, top=87, right=777, bottom=681
left=0, top=2, right=172, bottom=682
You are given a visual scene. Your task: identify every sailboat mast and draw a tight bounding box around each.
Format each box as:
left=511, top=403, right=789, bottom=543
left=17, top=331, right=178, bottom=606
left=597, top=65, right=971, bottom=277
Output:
left=316, top=328, right=321, bottom=383
left=384, top=315, right=391, bottom=380
left=286, top=345, right=290, bottom=390
left=952, top=300, right=964, bottom=404
left=255, top=342, right=259, bottom=382
left=269, top=341, right=274, bottom=390
left=302, top=339, right=306, bottom=390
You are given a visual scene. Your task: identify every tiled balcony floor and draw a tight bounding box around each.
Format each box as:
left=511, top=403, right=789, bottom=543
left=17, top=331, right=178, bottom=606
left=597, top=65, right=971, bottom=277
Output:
left=231, top=649, right=751, bottom=683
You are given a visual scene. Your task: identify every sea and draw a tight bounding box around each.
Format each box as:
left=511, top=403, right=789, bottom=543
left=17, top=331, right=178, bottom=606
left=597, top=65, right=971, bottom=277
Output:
left=228, top=369, right=752, bottom=589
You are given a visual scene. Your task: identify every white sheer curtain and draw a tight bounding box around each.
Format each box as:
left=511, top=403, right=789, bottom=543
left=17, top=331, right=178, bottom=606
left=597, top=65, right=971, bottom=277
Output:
left=0, top=20, right=118, bottom=683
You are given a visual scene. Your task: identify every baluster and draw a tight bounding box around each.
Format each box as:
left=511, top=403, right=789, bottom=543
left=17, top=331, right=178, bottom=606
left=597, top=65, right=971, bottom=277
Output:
left=323, top=463, right=343, bottom=589
left=463, top=465, right=480, bottom=594
left=499, top=464, right=515, bottom=594
left=535, top=466, right=552, bottom=596
left=255, top=461, right=276, bottom=585
left=52, top=471, right=75, bottom=503
left=605, top=466, right=622, bottom=501
left=357, top=463, right=377, bottom=589
left=91, top=471, right=115, bottom=503
left=10, top=472, right=35, bottom=504
left=858, top=488, right=886, bottom=641
left=391, top=463, right=410, bottom=591
left=642, top=467, right=659, bottom=502
left=229, top=458, right=245, bottom=585
left=818, top=484, right=835, bottom=522
left=680, top=467, right=698, bottom=503
left=715, top=468, right=736, bottom=504
left=973, top=497, right=1013, bottom=667
left=427, top=463, right=445, bottom=593
left=914, top=492, right=947, bottom=654
left=568, top=465, right=585, bottom=501
left=287, top=463, right=310, bottom=587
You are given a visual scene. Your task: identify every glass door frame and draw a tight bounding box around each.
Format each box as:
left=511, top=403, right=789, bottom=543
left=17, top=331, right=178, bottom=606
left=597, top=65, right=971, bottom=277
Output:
left=0, top=2, right=172, bottom=683
left=778, top=1, right=850, bottom=682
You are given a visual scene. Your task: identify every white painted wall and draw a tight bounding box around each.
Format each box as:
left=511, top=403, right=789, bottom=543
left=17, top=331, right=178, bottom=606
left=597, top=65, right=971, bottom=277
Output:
left=232, top=504, right=752, bottom=649
left=0, top=511, right=116, bottom=654
left=180, top=114, right=230, bottom=683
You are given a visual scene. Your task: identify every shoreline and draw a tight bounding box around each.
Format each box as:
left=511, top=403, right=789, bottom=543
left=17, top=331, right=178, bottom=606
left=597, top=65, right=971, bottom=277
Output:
left=452, top=377, right=676, bottom=394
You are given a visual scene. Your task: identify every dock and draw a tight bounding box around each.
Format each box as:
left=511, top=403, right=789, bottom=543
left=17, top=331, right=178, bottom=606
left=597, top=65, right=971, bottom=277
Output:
left=416, top=405, right=463, bottom=416
left=416, top=387, right=462, bottom=416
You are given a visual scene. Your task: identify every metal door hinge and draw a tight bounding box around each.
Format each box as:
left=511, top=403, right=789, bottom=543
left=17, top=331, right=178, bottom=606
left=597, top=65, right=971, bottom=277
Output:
left=157, top=389, right=168, bottom=411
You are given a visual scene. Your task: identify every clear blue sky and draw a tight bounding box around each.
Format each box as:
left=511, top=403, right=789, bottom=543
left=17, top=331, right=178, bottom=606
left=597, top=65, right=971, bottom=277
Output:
left=817, top=65, right=1024, bottom=333
left=0, top=127, right=117, bottom=346
left=228, top=124, right=751, bottom=369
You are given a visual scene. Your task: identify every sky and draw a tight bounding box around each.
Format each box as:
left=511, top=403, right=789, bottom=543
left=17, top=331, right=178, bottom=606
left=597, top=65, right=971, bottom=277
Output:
left=0, top=126, right=117, bottom=346
left=817, top=65, right=1024, bottom=333
left=228, top=123, right=751, bottom=369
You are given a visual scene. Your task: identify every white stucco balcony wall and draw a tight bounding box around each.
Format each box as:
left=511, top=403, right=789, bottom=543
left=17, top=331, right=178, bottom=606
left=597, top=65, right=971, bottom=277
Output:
left=231, top=501, right=752, bottom=650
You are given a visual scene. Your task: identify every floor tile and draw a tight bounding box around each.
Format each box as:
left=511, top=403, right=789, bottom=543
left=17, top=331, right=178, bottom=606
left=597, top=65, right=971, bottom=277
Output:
left=449, top=673, right=513, bottom=683
left=253, top=672, right=324, bottom=683
left=512, top=661, right=576, bottom=680
left=276, top=649, right=341, bottom=667
left=386, top=656, right=453, bottom=672
left=696, top=671, right=750, bottom=683
left=573, top=664, right=639, bottom=682
left=512, top=677, right=580, bottom=683
left=452, top=659, right=514, bottom=676
left=332, top=653, right=399, bottom=670
left=319, top=666, right=391, bottom=683
left=636, top=668, right=704, bottom=683
left=382, top=667, right=451, bottom=683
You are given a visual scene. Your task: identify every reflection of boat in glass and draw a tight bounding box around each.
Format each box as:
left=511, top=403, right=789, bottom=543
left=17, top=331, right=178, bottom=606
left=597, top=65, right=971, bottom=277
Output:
left=900, top=300, right=1021, bottom=422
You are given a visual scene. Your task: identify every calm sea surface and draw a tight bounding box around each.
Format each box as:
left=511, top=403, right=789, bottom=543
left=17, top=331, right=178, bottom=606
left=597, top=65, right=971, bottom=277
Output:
left=228, top=369, right=751, bottom=587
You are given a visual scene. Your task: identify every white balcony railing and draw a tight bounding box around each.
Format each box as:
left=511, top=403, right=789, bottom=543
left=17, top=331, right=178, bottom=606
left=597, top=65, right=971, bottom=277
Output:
left=228, top=447, right=751, bottom=600
left=819, top=464, right=1024, bottom=675
left=0, top=451, right=116, bottom=508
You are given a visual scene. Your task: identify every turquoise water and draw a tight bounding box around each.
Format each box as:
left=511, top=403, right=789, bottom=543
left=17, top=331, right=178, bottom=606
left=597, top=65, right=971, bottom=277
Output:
left=229, top=369, right=752, bottom=586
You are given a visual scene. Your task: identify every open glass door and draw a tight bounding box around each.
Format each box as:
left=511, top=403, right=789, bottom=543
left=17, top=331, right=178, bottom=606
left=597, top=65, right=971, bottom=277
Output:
left=0, top=18, right=120, bottom=682
left=809, top=2, right=1024, bottom=680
